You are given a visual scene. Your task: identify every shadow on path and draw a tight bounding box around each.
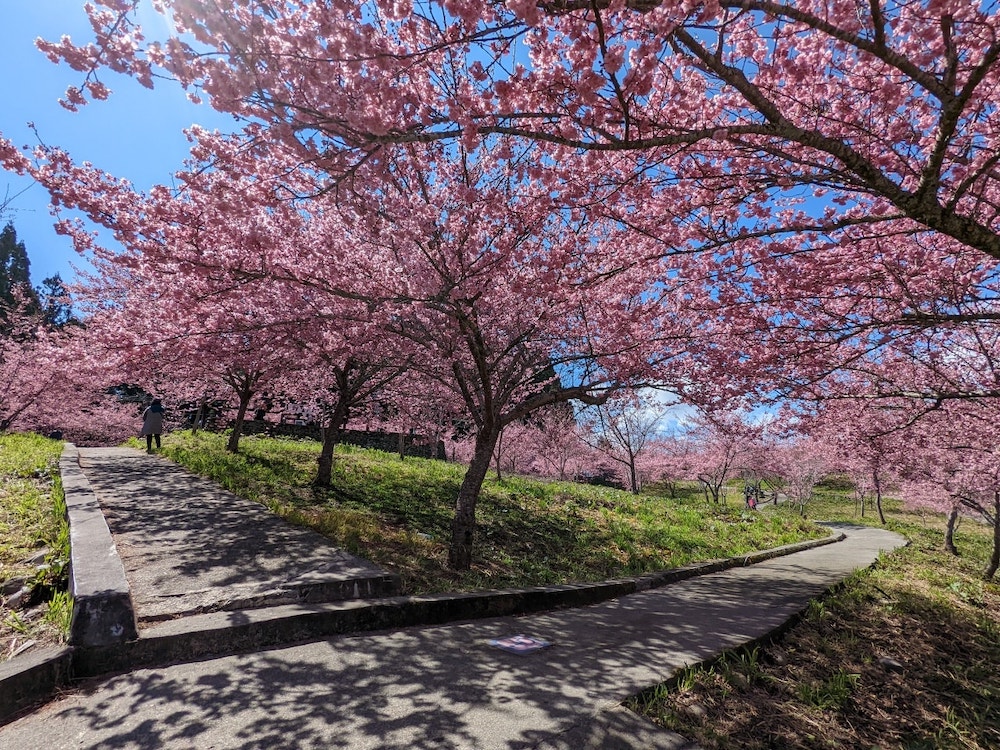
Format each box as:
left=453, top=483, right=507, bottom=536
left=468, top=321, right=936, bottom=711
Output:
left=77, top=448, right=398, bottom=623
left=0, top=527, right=906, bottom=748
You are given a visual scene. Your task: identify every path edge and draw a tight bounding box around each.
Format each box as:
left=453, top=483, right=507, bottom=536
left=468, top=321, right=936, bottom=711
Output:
left=0, top=464, right=848, bottom=725
left=1, top=443, right=138, bottom=726
left=75, top=530, right=847, bottom=677
left=61, top=443, right=139, bottom=649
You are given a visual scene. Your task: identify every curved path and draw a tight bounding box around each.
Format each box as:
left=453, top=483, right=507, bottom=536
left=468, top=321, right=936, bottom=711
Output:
left=1, top=507, right=905, bottom=749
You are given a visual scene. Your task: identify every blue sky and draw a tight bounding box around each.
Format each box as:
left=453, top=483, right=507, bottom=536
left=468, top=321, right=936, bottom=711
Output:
left=0, top=3, right=233, bottom=286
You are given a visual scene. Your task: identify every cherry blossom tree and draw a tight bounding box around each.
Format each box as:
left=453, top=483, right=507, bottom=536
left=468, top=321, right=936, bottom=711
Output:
left=491, top=421, right=537, bottom=481
left=808, top=388, right=1000, bottom=578
left=767, top=436, right=830, bottom=517
left=807, top=400, right=905, bottom=525
left=686, top=409, right=760, bottom=505
left=753, top=225, right=1000, bottom=523
left=647, top=431, right=699, bottom=500
left=900, top=474, right=965, bottom=556
left=580, top=392, right=669, bottom=493
left=355, top=373, right=462, bottom=460
left=12, top=2, right=1000, bottom=390
left=530, top=405, right=590, bottom=481
left=0, top=321, right=70, bottom=433
left=28, top=1, right=1000, bottom=267
left=308, top=357, right=407, bottom=487
left=888, top=400, right=1000, bottom=578
left=0, top=296, right=134, bottom=443
left=19, top=0, right=1000, bottom=571
left=282, top=146, right=684, bottom=568
left=17, top=128, right=690, bottom=569
left=62, top=190, right=312, bottom=451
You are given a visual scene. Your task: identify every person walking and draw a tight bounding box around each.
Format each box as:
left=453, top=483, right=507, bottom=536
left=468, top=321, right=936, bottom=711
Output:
left=141, top=398, right=165, bottom=452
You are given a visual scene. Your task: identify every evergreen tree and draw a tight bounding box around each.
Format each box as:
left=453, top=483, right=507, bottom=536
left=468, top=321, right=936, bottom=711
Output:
left=0, top=222, right=40, bottom=315
left=38, top=274, right=75, bottom=327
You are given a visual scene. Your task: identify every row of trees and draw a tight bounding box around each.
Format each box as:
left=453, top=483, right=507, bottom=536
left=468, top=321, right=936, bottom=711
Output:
left=533, top=397, right=1000, bottom=581
left=0, top=222, right=104, bottom=436
left=1, top=1, right=999, bottom=573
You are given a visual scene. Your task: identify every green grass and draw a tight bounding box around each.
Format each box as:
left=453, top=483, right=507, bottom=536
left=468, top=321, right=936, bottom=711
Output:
left=628, top=487, right=1000, bottom=749
left=0, top=432, right=71, bottom=653
left=0, top=433, right=68, bottom=584
left=145, top=430, right=825, bottom=594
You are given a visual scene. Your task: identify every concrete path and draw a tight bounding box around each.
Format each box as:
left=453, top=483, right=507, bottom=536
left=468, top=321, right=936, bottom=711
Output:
left=1, top=501, right=905, bottom=750
left=76, top=447, right=400, bottom=623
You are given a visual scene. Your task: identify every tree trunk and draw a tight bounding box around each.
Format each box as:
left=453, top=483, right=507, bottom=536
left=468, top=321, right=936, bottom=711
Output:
left=315, top=425, right=339, bottom=487
left=493, top=429, right=504, bottom=481
left=449, top=429, right=500, bottom=570
left=628, top=453, right=639, bottom=494
left=944, top=505, right=960, bottom=556
left=398, top=431, right=406, bottom=460
left=702, top=480, right=721, bottom=504
left=226, top=391, right=252, bottom=453
left=874, top=472, right=887, bottom=525
left=984, top=491, right=1000, bottom=581
left=191, top=396, right=207, bottom=435
left=314, top=399, right=350, bottom=487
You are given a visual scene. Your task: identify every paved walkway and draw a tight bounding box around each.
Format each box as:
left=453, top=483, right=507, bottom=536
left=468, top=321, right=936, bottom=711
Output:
left=0, top=448, right=907, bottom=748
left=76, top=447, right=400, bottom=622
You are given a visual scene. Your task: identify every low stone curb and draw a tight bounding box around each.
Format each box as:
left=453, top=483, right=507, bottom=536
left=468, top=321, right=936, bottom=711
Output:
left=72, top=529, right=846, bottom=678
left=0, top=454, right=845, bottom=726
left=0, top=646, right=73, bottom=726
left=60, top=444, right=138, bottom=649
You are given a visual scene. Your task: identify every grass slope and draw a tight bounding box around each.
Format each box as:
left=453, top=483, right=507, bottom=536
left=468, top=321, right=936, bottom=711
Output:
left=628, top=493, right=1000, bottom=749
left=0, top=433, right=71, bottom=660
left=151, top=430, right=823, bottom=594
